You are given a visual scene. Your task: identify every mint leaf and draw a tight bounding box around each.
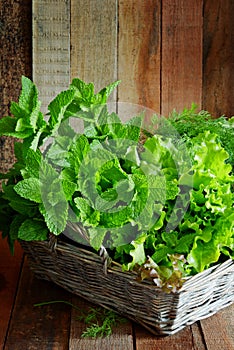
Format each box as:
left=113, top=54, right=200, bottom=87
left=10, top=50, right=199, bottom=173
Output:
left=48, top=89, right=75, bottom=135
left=68, top=134, right=90, bottom=173
left=57, top=118, right=76, bottom=138
left=21, top=148, right=42, bottom=179
left=39, top=201, right=68, bottom=235
left=12, top=76, right=42, bottom=132
left=97, top=80, right=120, bottom=103
left=14, top=142, right=24, bottom=163
left=2, top=184, right=38, bottom=217
left=70, top=78, right=95, bottom=102
left=10, top=101, right=25, bottom=118
left=9, top=200, right=39, bottom=217
left=39, top=159, right=68, bottom=234
left=62, top=179, right=77, bottom=201
left=24, top=149, right=42, bottom=178
left=19, top=76, right=39, bottom=113
left=14, top=178, right=42, bottom=203
left=89, top=227, right=107, bottom=250
left=46, top=135, right=72, bottom=167
left=30, top=130, right=43, bottom=151
left=0, top=116, right=32, bottom=138
left=9, top=214, right=27, bottom=241
left=18, top=218, right=48, bottom=241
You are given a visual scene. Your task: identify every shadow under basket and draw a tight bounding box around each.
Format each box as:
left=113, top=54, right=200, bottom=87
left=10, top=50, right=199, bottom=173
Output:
left=20, top=236, right=234, bottom=336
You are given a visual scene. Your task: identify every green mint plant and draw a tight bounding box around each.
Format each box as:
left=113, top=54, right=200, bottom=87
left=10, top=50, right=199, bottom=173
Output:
left=0, top=76, right=233, bottom=292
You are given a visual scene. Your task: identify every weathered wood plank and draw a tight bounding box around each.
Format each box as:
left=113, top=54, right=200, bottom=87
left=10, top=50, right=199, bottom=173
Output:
left=134, top=324, right=205, bottom=350
left=190, top=323, right=207, bottom=350
left=4, top=258, right=71, bottom=350
left=0, top=239, right=23, bottom=349
left=70, top=0, right=118, bottom=98
left=69, top=297, right=134, bottom=350
left=203, top=0, right=234, bottom=117
left=0, top=0, right=32, bottom=172
left=161, top=0, right=203, bottom=116
left=33, top=0, right=70, bottom=112
left=200, top=304, right=234, bottom=350
left=118, top=0, right=161, bottom=115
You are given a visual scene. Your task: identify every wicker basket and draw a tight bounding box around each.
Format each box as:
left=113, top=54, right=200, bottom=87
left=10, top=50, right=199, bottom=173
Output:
left=20, top=235, right=234, bottom=336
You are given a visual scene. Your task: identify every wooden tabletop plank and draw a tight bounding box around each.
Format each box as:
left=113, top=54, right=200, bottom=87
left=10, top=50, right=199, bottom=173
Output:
left=134, top=323, right=206, bottom=350
left=69, top=297, right=134, bottom=350
left=0, top=240, right=23, bottom=349
left=200, top=304, right=234, bottom=350
left=190, top=323, right=207, bottom=350
left=4, top=257, right=72, bottom=350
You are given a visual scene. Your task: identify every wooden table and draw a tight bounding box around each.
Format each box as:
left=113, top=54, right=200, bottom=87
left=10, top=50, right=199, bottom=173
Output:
left=1, top=239, right=233, bottom=350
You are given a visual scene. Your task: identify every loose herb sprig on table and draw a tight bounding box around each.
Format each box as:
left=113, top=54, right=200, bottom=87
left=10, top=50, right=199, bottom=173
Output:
left=34, top=300, right=126, bottom=338
left=78, top=307, right=127, bottom=338
left=0, top=76, right=233, bottom=292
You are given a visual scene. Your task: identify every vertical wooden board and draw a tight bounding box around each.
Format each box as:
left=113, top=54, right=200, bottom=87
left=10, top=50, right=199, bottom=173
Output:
left=0, top=0, right=32, bottom=172
left=33, top=0, right=70, bottom=112
left=203, top=0, right=234, bottom=117
left=134, top=324, right=205, bottom=350
left=118, top=0, right=161, bottom=115
left=200, top=304, right=234, bottom=350
left=161, top=0, right=203, bottom=116
left=0, top=240, right=23, bottom=349
left=70, top=0, right=118, bottom=98
left=4, top=258, right=71, bottom=350
left=69, top=297, right=134, bottom=350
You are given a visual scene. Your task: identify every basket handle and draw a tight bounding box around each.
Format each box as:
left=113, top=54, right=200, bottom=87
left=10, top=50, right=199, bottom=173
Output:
left=99, top=245, right=112, bottom=274
left=62, top=221, right=112, bottom=274
left=48, top=234, right=58, bottom=251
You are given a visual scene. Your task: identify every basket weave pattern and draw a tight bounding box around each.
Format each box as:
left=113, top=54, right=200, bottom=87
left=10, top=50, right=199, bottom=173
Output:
left=21, top=237, right=234, bottom=336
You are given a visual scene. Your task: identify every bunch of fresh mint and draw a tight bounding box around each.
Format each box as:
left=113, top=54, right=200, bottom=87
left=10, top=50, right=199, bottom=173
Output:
left=0, top=77, right=233, bottom=291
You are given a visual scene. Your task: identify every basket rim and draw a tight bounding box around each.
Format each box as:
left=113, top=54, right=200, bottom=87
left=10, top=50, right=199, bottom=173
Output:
left=21, top=235, right=234, bottom=294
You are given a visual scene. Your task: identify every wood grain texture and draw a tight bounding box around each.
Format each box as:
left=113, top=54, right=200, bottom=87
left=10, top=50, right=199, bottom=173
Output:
left=200, top=304, right=234, bottom=350
left=161, top=0, right=203, bottom=116
left=4, top=258, right=72, bottom=350
left=33, top=0, right=70, bottom=113
left=203, top=0, right=234, bottom=117
left=0, top=240, right=23, bottom=349
left=190, top=323, right=207, bottom=350
left=70, top=0, right=118, bottom=98
left=134, top=324, right=205, bottom=350
left=118, top=0, right=161, bottom=114
left=0, top=0, right=32, bottom=172
left=69, top=297, right=134, bottom=350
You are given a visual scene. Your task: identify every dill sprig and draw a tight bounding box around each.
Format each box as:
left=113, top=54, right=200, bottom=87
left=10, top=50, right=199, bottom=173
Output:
left=34, top=301, right=126, bottom=338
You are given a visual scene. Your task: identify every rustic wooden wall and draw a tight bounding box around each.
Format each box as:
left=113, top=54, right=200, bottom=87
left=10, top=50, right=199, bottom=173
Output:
left=0, top=0, right=234, bottom=172
left=0, top=0, right=32, bottom=172
left=203, top=0, right=234, bottom=117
